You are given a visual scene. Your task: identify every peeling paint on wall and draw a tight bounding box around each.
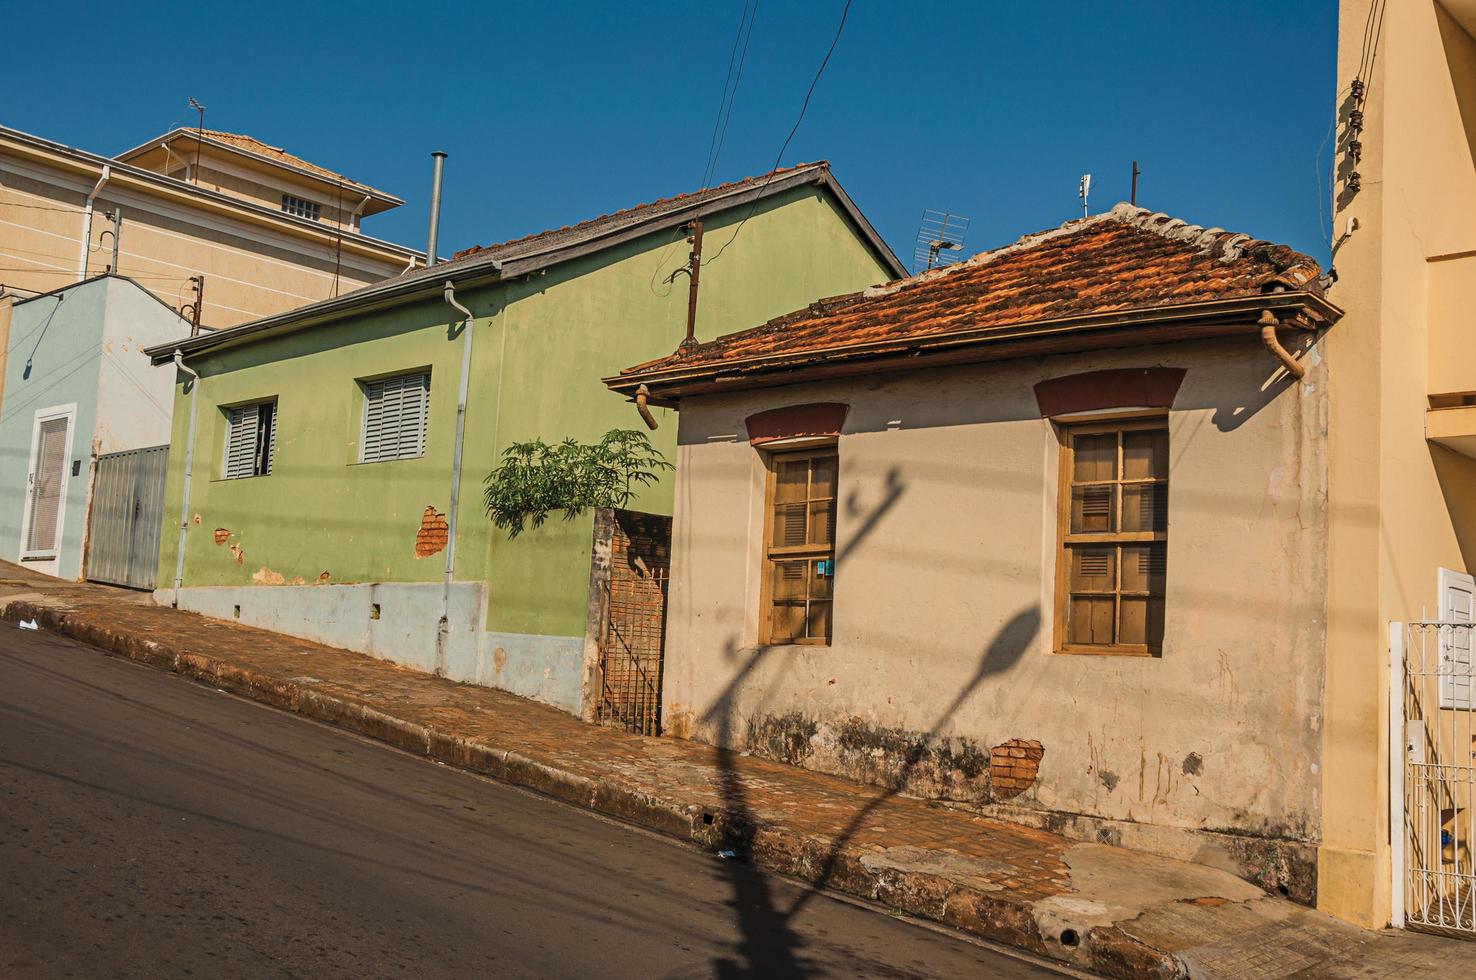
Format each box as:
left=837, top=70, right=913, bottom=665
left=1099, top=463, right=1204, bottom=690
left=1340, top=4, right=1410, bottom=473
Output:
left=251, top=566, right=285, bottom=585
left=414, top=506, right=448, bottom=559
left=228, top=543, right=244, bottom=565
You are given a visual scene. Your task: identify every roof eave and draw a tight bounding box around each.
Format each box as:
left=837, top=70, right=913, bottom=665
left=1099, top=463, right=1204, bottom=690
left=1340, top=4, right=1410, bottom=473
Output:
left=118, top=128, right=403, bottom=205
left=147, top=163, right=881, bottom=363
left=143, top=261, right=506, bottom=364
left=605, top=291, right=1343, bottom=403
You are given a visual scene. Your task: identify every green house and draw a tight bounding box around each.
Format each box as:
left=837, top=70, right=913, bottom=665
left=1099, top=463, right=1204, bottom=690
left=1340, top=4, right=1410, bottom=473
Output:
left=144, top=164, right=903, bottom=714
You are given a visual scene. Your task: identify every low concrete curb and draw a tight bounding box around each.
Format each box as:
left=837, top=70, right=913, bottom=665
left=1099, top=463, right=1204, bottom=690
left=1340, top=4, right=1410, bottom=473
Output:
left=2, top=597, right=1182, bottom=977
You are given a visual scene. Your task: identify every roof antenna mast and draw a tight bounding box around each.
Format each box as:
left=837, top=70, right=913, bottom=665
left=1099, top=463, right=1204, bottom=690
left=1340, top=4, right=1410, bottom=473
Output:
left=1130, top=160, right=1141, bottom=206
left=1078, top=173, right=1092, bottom=218
left=912, top=209, right=970, bottom=275
left=187, top=98, right=205, bottom=185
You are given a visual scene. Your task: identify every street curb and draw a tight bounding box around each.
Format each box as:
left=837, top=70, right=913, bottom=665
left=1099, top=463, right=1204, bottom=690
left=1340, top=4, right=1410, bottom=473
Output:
left=2, top=597, right=1185, bottom=978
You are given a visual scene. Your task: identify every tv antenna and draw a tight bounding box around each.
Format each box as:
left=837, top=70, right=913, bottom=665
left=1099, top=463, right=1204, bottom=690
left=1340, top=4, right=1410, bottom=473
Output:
left=1078, top=173, right=1092, bottom=218
left=912, top=209, right=970, bottom=274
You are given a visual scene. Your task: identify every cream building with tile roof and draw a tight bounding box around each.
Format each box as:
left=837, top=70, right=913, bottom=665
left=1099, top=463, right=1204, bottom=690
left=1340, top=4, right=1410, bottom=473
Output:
left=0, top=124, right=420, bottom=329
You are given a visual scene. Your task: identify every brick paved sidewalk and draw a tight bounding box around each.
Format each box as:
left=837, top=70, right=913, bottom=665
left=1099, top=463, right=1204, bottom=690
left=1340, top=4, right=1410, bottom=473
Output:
left=0, top=563, right=1467, bottom=978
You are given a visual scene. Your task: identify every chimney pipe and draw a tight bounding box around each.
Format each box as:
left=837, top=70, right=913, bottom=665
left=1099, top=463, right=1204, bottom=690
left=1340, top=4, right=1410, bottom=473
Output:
left=426, top=151, right=447, bottom=266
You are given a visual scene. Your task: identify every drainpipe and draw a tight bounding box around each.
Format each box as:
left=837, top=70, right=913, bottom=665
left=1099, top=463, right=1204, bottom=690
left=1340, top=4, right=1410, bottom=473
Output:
left=1259, top=308, right=1305, bottom=380
left=77, top=165, right=112, bottom=280
left=634, top=384, right=658, bottom=430
left=437, top=280, right=476, bottom=671
left=171, top=351, right=200, bottom=606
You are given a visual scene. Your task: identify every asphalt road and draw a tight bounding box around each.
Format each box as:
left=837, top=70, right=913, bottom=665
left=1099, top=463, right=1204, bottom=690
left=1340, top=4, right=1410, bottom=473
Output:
left=0, top=626, right=1064, bottom=979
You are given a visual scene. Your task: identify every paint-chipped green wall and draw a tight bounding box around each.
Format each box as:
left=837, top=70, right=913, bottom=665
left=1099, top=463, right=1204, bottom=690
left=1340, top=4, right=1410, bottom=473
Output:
left=157, top=184, right=894, bottom=639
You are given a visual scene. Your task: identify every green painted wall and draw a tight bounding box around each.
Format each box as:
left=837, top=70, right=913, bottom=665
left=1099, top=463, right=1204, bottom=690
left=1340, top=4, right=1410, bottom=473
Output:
left=158, top=184, right=893, bottom=639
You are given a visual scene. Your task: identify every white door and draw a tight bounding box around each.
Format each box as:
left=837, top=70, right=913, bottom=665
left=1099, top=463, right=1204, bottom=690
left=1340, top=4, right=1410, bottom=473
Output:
left=19, top=405, right=76, bottom=566
left=1439, top=567, right=1476, bottom=709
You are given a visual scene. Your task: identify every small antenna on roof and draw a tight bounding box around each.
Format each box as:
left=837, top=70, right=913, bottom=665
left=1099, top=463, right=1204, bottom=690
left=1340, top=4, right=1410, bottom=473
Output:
left=187, top=97, right=206, bottom=185
left=1078, top=173, right=1092, bottom=218
left=912, top=209, right=970, bottom=275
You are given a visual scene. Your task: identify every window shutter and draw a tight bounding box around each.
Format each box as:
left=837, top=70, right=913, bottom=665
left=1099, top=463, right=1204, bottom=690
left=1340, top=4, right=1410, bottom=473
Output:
left=1439, top=567, right=1476, bottom=710
left=224, top=406, right=260, bottom=479
left=362, top=372, right=429, bottom=462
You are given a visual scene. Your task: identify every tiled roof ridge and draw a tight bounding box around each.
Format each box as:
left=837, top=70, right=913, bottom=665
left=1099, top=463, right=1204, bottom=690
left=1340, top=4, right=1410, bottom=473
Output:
left=188, top=129, right=385, bottom=195
left=449, top=161, right=829, bottom=262
left=860, top=202, right=1320, bottom=304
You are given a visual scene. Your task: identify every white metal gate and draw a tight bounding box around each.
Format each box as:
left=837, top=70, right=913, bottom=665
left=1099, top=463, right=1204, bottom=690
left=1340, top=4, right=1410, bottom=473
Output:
left=1392, top=617, right=1476, bottom=936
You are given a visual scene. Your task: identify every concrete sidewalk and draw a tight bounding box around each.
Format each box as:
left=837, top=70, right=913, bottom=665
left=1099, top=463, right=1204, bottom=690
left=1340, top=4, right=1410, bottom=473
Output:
left=0, top=564, right=1465, bottom=978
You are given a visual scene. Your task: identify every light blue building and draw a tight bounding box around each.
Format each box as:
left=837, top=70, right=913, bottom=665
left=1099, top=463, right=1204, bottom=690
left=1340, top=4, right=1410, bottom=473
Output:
left=0, top=275, right=186, bottom=581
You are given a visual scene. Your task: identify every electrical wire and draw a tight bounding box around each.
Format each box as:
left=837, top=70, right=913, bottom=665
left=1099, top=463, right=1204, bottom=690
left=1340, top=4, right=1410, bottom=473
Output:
left=705, top=0, right=854, bottom=267
left=702, top=0, right=760, bottom=191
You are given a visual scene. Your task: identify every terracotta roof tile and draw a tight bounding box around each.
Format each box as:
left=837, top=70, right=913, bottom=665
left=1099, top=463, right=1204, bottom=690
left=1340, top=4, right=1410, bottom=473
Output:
left=197, top=130, right=390, bottom=197
left=616, top=203, right=1329, bottom=381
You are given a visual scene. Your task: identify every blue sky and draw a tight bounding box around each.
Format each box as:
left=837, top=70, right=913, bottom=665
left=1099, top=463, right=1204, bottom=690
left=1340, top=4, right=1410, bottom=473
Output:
left=5, top=1, right=1339, bottom=268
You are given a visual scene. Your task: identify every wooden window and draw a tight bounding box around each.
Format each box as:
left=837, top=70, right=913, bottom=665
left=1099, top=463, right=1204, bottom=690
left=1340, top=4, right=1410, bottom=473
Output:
left=223, top=401, right=276, bottom=479
left=360, top=372, right=430, bottom=462
left=761, top=447, right=837, bottom=645
left=1055, top=418, right=1168, bottom=656
left=281, top=194, right=321, bottom=220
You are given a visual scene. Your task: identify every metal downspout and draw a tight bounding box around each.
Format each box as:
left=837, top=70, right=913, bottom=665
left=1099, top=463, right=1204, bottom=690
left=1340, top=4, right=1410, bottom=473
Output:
left=437, top=280, right=476, bottom=672
left=171, top=351, right=200, bottom=606
left=77, top=165, right=112, bottom=280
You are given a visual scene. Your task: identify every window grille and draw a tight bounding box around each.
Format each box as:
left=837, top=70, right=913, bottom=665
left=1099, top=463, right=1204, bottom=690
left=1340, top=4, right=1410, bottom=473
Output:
left=361, top=372, right=430, bottom=462
left=281, top=195, right=321, bottom=220
left=223, top=401, right=276, bottom=479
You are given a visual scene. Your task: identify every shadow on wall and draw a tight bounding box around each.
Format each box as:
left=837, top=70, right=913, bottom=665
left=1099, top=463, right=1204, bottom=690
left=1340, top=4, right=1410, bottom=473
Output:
left=686, top=460, right=1041, bottom=975
left=699, top=608, right=1041, bottom=977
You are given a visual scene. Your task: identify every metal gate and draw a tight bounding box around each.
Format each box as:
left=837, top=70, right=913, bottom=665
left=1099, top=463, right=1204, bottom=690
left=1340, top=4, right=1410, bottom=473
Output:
left=594, top=510, right=671, bottom=736
left=86, top=445, right=169, bottom=590
left=1392, top=620, right=1476, bottom=936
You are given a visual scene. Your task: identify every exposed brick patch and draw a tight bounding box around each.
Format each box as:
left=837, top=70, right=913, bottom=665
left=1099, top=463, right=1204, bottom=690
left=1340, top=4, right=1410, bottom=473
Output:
left=990, top=738, right=1045, bottom=800
left=214, top=528, right=231, bottom=545
left=414, top=506, right=448, bottom=559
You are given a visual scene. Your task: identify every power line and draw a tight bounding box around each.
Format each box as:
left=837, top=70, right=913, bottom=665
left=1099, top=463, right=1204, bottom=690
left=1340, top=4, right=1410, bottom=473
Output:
left=701, top=0, right=760, bottom=191
left=706, top=0, right=854, bottom=267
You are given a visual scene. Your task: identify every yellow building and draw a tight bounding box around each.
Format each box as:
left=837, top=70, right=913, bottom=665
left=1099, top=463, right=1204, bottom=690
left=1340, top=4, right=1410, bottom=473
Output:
left=0, top=124, right=419, bottom=329
left=1323, top=0, right=1476, bottom=931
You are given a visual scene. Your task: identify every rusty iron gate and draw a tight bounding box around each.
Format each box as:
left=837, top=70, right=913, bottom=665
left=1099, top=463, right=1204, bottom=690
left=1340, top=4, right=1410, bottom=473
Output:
left=86, top=445, right=169, bottom=590
left=1392, top=614, right=1476, bottom=937
left=594, top=509, right=672, bottom=736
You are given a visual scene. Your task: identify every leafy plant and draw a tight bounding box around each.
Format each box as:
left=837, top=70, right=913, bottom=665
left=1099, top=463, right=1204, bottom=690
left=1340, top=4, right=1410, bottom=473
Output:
left=483, top=429, right=673, bottom=537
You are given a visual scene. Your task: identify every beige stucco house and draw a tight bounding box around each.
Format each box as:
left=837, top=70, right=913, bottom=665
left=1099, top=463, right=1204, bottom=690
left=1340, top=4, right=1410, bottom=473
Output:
left=608, top=206, right=1343, bottom=909
left=602, top=0, right=1476, bottom=935
left=1, top=124, right=418, bottom=329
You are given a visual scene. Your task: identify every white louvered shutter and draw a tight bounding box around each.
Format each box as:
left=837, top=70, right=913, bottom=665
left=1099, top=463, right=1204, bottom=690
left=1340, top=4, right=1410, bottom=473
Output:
left=224, top=405, right=260, bottom=479
left=362, top=373, right=429, bottom=462
left=1440, top=568, right=1476, bottom=710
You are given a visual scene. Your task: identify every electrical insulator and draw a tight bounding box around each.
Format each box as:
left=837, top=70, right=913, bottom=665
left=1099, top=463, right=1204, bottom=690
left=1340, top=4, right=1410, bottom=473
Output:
left=1349, top=171, right=1362, bottom=192
left=1349, top=139, right=1362, bottom=162
left=1350, top=109, right=1364, bottom=131
left=1350, top=77, right=1365, bottom=101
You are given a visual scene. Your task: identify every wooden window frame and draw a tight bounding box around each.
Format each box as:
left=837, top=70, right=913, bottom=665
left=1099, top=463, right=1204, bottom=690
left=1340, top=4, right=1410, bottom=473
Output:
left=1052, top=414, right=1168, bottom=657
left=758, top=444, right=837, bottom=647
